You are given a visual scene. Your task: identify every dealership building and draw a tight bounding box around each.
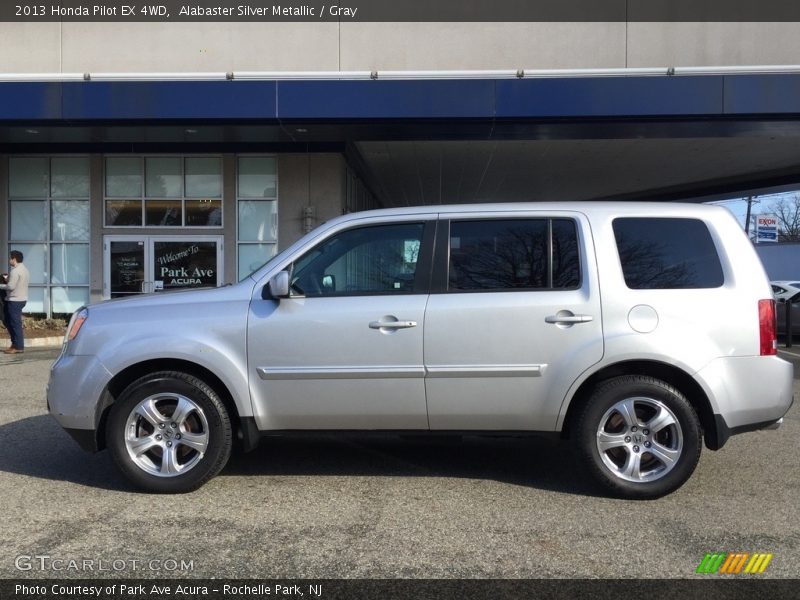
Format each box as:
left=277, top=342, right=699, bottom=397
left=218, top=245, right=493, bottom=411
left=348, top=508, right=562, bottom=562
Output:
left=3, top=17, right=800, bottom=315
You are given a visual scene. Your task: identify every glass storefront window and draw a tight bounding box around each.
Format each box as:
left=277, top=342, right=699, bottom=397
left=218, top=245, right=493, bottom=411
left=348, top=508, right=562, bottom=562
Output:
left=52, top=200, right=90, bottom=241
left=186, top=199, right=222, bottom=226
left=13, top=243, right=47, bottom=285
left=106, top=157, right=142, bottom=197
left=185, top=157, right=222, bottom=198
left=23, top=287, right=46, bottom=314
left=238, top=243, right=277, bottom=280
left=51, top=157, right=90, bottom=198
left=236, top=156, right=278, bottom=279
left=106, top=199, right=143, bottom=226
left=8, top=157, right=90, bottom=317
left=10, top=201, right=47, bottom=241
left=51, top=287, right=90, bottom=314
left=9, top=157, right=48, bottom=198
left=146, top=157, right=182, bottom=198
left=238, top=200, right=278, bottom=241
left=51, top=244, right=90, bottom=285
left=238, top=157, right=277, bottom=198
left=145, top=200, right=183, bottom=226
left=105, top=156, right=224, bottom=227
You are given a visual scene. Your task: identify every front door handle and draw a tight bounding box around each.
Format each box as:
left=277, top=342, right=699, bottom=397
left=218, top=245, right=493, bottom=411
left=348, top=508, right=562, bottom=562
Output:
left=545, top=313, right=593, bottom=324
left=369, top=320, right=417, bottom=330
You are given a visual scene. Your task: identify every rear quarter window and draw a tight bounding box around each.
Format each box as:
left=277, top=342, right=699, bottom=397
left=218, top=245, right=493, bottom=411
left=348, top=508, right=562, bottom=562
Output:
left=613, top=217, right=724, bottom=289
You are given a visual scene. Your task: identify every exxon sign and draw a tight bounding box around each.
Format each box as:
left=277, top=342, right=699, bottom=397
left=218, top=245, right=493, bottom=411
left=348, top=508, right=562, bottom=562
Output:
left=756, top=214, right=779, bottom=243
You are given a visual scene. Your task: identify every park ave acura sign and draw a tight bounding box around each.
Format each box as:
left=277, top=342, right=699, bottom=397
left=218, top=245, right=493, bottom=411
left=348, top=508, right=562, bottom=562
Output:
left=154, top=242, right=216, bottom=288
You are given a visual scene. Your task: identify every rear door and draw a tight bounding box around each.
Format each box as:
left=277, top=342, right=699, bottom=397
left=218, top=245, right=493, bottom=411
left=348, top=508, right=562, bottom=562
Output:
left=424, top=211, right=603, bottom=430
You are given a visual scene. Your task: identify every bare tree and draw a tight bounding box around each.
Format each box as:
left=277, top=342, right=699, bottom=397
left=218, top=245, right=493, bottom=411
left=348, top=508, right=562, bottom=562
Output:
left=774, top=195, right=800, bottom=242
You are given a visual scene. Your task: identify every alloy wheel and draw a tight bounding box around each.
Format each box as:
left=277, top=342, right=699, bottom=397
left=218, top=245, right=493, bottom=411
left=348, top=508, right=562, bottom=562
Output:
left=124, top=393, right=210, bottom=477
left=595, top=396, right=683, bottom=483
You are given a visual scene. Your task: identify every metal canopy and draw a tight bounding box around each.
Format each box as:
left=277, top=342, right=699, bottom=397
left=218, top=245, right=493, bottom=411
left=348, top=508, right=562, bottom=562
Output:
left=3, top=73, right=800, bottom=204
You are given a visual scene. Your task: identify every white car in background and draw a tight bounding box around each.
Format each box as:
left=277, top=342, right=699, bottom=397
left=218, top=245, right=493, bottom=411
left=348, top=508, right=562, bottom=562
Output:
left=771, top=281, right=800, bottom=302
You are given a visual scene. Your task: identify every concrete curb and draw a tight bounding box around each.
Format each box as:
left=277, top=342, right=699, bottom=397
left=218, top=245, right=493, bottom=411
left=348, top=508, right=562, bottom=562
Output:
left=1, top=336, right=63, bottom=348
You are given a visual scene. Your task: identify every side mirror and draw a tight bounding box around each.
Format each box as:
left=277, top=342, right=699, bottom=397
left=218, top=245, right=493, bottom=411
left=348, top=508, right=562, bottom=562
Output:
left=262, top=271, right=290, bottom=301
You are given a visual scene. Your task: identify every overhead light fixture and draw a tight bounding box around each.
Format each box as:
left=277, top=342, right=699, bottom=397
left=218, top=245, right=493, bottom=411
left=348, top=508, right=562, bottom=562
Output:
left=25, top=129, right=39, bottom=134
left=185, top=128, right=198, bottom=134
left=295, top=128, right=308, bottom=133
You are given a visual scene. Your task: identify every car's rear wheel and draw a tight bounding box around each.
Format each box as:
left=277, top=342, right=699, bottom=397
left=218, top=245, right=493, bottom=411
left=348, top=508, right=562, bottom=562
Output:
left=107, top=371, right=232, bottom=493
left=575, top=375, right=702, bottom=499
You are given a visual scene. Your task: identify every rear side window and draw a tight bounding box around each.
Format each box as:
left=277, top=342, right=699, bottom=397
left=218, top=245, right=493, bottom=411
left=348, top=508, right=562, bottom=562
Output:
left=613, top=218, right=724, bottom=289
left=448, top=218, right=580, bottom=291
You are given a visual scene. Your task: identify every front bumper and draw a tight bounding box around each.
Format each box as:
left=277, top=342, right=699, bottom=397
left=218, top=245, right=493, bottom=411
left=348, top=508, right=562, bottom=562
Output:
left=47, top=353, right=113, bottom=448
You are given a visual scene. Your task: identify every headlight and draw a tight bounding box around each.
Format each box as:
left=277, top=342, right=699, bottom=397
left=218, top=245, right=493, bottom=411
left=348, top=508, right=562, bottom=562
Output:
left=65, top=307, right=89, bottom=343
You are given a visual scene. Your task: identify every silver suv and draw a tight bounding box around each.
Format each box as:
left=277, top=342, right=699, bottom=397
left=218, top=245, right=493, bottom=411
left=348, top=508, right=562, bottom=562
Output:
left=48, top=203, right=794, bottom=498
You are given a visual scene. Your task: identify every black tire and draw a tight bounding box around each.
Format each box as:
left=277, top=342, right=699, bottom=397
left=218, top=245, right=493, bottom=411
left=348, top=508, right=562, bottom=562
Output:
left=575, top=375, right=702, bottom=499
left=107, top=371, right=232, bottom=493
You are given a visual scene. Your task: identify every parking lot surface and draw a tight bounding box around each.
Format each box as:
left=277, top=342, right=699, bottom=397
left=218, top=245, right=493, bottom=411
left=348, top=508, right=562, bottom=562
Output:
left=0, top=348, right=798, bottom=579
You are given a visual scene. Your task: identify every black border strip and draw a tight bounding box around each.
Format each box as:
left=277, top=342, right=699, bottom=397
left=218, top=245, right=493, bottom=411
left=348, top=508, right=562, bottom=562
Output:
left=5, top=0, right=800, bottom=22
left=2, top=579, right=799, bottom=600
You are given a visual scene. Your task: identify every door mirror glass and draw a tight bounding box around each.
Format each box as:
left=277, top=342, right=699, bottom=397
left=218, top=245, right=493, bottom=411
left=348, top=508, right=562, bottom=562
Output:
left=263, top=270, right=290, bottom=300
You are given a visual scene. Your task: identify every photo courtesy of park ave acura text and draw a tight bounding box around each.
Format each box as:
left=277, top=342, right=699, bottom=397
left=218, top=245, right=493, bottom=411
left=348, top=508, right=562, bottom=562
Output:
left=0, top=1, right=798, bottom=598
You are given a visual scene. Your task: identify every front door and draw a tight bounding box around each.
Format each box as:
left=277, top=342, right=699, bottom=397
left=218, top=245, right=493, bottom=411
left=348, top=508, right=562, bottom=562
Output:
left=104, top=236, right=223, bottom=299
left=247, top=218, right=435, bottom=430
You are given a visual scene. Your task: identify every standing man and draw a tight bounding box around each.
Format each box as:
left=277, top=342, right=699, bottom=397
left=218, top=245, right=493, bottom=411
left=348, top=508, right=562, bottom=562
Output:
left=0, top=250, right=30, bottom=354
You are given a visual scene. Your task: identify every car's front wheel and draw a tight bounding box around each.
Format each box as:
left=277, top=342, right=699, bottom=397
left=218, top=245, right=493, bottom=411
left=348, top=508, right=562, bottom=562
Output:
left=107, top=371, right=232, bottom=493
left=575, top=375, right=702, bottom=499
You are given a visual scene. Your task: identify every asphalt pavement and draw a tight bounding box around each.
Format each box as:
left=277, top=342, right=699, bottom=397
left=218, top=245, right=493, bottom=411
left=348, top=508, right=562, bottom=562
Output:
left=0, top=347, right=798, bottom=579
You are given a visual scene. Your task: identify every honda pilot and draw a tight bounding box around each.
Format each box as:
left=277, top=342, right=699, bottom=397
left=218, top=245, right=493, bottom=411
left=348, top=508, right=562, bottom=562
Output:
left=48, top=202, right=794, bottom=498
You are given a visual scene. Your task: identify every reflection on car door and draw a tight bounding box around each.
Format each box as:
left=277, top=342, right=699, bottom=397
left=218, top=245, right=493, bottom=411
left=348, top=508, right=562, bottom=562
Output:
left=247, top=218, right=435, bottom=430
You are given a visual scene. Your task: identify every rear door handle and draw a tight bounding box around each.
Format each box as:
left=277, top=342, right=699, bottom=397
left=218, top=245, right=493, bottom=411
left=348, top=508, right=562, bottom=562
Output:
left=369, top=320, right=417, bottom=329
left=545, top=314, right=593, bottom=324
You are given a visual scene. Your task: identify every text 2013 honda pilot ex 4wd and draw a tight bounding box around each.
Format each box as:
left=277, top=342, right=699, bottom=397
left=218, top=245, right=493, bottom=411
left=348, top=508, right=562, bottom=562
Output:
left=48, top=203, right=794, bottom=498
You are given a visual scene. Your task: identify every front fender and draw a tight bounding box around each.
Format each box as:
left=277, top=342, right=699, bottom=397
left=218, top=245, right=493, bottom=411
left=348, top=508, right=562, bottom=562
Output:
left=99, top=335, right=253, bottom=419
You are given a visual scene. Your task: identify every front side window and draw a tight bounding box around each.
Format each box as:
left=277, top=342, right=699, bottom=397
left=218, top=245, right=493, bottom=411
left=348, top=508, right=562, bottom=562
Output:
left=448, top=218, right=580, bottom=291
left=613, top=218, right=724, bottom=289
left=290, top=223, right=425, bottom=297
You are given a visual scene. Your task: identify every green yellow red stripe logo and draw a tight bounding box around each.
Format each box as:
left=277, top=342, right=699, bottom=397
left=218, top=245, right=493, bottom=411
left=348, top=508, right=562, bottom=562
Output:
left=696, top=553, right=773, bottom=574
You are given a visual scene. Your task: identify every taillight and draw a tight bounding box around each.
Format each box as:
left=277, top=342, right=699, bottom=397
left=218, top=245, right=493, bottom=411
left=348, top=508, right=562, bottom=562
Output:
left=759, top=299, right=777, bottom=356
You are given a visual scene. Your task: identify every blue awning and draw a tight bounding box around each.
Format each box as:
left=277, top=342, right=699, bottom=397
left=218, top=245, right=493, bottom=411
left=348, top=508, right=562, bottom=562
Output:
left=2, top=74, right=800, bottom=124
